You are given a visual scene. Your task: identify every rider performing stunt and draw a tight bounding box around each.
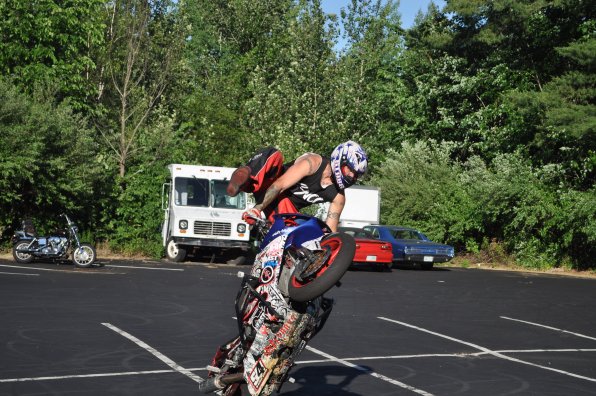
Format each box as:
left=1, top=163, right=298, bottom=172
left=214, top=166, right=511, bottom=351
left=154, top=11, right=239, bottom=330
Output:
left=226, top=141, right=368, bottom=232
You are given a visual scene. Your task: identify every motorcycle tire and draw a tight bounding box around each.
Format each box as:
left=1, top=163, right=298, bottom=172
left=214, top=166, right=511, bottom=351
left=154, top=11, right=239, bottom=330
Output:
left=12, top=240, right=34, bottom=264
left=72, top=243, right=96, bottom=268
left=165, top=237, right=186, bottom=262
left=288, top=233, right=355, bottom=303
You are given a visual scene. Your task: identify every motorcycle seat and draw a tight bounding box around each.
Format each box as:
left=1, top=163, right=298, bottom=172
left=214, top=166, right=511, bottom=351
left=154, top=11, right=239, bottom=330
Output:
left=22, top=219, right=37, bottom=237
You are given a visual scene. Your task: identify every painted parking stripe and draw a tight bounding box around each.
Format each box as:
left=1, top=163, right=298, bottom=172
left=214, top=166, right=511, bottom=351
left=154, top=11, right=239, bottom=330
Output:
left=299, top=348, right=596, bottom=364
left=0, top=271, right=39, bottom=276
left=501, top=316, right=596, bottom=341
left=4, top=348, right=596, bottom=384
left=0, top=264, right=74, bottom=273
left=102, top=323, right=203, bottom=384
left=104, top=264, right=184, bottom=271
left=306, top=345, right=435, bottom=396
left=0, top=368, right=207, bottom=383
left=378, top=316, right=596, bottom=383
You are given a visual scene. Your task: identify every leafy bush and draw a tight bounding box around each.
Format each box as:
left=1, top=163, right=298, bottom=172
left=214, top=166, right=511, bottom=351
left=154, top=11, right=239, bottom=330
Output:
left=370, top=140, right=481, bottom=251
left=0, top=77, right=101, bottom=238
left=373, top=140, right=595, bottom=269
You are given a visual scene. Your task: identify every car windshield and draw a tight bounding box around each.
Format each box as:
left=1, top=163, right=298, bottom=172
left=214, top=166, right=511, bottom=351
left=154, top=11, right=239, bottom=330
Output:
left=391, top=229, right=425, bottom=240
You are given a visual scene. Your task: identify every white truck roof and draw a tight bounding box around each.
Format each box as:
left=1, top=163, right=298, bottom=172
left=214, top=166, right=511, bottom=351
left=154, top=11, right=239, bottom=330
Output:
left=317, top=185, right=380, bottom=228
left=168, top=164, right=236, bottom=180
left=341, top=185, right=380, bottom=227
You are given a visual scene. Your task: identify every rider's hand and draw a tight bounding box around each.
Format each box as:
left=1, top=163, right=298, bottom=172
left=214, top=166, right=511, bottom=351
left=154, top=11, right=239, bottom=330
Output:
left=242, top=207, right=263, bottom=225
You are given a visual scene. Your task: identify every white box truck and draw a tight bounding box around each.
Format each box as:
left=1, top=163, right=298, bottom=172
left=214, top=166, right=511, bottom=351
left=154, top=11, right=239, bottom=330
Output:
left=161, top=164, right=251, bottom=262
left=317, top=185, right=380, bottom=228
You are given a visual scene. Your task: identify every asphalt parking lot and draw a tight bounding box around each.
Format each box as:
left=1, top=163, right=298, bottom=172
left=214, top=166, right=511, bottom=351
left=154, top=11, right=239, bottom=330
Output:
left=1, top=257, right=595, bottom=396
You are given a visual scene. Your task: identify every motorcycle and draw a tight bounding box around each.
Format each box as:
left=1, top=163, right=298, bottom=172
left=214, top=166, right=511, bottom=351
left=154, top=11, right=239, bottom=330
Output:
left=11, top=214, right=97, bottom=268
left=199, top=213, right=355, bottom=395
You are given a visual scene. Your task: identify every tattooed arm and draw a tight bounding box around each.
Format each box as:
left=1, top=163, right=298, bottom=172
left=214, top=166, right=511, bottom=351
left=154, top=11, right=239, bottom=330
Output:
left=325, top=192, right=345, bottom=232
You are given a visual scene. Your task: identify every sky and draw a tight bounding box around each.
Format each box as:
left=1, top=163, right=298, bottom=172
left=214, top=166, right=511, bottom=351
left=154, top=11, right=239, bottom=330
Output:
left=321, top=0, right=445, bottom=29
left=321, top=0, right=446, bottom=50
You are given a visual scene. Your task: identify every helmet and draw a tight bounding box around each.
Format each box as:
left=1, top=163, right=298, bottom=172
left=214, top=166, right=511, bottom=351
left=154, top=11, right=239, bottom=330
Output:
left=330, top=140, right=368, bottom=189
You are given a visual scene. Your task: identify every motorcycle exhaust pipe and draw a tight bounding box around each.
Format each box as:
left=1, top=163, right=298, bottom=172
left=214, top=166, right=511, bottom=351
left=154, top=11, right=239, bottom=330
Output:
left=199, top=372, right=244, bottom=394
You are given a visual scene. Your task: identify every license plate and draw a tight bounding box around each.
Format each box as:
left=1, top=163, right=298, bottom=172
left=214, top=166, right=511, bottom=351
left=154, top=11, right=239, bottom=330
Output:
left=366, top=255, right=377, bottom=261
left=423, top=256, right=434, bottom=262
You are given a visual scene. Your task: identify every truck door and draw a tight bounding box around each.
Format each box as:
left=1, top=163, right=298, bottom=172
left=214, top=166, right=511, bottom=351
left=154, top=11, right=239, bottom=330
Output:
left=161, top=182, right=171, bottom=246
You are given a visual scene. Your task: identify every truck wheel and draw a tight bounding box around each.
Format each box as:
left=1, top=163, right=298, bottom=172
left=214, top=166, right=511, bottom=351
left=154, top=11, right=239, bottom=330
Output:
left=166, top=238, right=186, bottom=262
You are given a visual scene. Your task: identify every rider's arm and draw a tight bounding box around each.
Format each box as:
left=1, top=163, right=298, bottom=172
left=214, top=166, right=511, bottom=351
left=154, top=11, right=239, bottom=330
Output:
left=254, top=154, right=321, bottom=212
left=325, top=192, right=345, bottom=232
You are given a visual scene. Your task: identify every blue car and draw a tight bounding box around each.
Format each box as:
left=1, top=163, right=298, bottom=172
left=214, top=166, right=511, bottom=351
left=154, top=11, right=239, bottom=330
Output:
left=362, top=225, right=455, bottom=270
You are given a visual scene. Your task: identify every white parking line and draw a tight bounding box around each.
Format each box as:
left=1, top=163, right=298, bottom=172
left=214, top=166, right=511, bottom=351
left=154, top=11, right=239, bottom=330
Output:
left=104, top=264, right=184, bottom=271
left=306, top=345, right=435, bottom=396
left=0, top=368, right=206, bottom=383
left=4, top=347, right=596, bottom=384
left=102, top=323, right=203, bottom=384
left=0, top=264, right=73, bottom=273
left=0, top=271, right=39, bottom=276
left=298, top=348, right=596, bottom=364
left=500, top=316, right=596, bottom=341
left=378, top=316, right=596, bottom=383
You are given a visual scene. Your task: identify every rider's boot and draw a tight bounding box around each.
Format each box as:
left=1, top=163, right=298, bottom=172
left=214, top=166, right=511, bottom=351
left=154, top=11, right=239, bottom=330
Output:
left=227, top=166, right=251, bottom=196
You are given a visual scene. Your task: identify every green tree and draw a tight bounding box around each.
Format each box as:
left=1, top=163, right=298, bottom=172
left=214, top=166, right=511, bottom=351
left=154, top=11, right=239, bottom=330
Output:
left=93, top=0, right=186, bottom=178
left=0, top=78, right=100, bottom=236
left=0, top=0, right=104, bottom=111
left=336, top=0, right=405, bottom=165
left=245, top=0, right=339, bottom=158
left=370, top=140, right=480, bottom=250
left=180, top=0, right=295, bottom=165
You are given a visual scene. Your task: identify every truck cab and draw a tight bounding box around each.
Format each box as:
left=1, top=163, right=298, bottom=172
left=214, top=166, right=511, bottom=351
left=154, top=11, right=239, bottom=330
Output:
left=162, top=164, right=251, bottom=262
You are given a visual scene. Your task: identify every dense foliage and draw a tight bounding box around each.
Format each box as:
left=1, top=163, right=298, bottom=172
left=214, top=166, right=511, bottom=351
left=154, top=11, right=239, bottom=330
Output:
left=0, top=0, right=593, bottom=269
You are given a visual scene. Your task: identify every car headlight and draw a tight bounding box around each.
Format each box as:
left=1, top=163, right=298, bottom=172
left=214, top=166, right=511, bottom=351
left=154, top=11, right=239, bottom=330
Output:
left=237, top=224, right=246, bottom=233
left=179, top=220, right=188, bottom=230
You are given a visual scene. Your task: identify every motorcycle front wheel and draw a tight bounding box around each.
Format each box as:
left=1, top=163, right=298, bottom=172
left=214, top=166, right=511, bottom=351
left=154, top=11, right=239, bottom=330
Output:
left=72, top=243, right=96, bottom=268
left=12, top=241, right=34, bottom=264
left=288, top=233, right=355, bottom=302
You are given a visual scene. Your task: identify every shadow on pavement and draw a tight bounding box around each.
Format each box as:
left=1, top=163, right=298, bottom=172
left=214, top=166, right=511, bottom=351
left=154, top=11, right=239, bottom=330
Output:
left=281, top=364, right=369, bottom=396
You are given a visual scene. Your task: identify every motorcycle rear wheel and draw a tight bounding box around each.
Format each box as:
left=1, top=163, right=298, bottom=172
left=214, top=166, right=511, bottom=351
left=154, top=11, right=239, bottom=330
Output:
left=72, top=243, right=96, bottom=268
left=12, top=241, right=34, bottom=264
left=287, top=233, right=355, bottom=302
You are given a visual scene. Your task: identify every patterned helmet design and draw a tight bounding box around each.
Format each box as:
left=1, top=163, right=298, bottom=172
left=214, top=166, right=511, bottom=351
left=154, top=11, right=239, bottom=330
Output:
left=330, top=140, right=368, bottom=189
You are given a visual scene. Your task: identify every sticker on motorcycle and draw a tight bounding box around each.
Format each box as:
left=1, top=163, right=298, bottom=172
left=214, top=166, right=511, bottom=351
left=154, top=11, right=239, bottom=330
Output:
left=248, top=359, right=268, bottom=390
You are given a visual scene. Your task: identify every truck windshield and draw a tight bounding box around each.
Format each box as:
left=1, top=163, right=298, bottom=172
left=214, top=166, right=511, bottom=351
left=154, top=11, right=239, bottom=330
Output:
left=174, top=177, right=209, bottom=207
left=173, top=177, right=245, bottom=209
left=211, top=180, right=246, bottom=209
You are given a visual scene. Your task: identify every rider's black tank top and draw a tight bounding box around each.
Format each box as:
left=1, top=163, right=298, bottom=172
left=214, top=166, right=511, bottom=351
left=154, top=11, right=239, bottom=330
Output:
left=284, top=157, right=340, bottom=210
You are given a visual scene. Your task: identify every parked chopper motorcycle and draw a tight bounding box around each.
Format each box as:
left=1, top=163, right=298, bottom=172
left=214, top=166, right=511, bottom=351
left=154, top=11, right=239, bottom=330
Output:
left=12, top=214, right=97, bottom=268
left=199, top=213, right=355, bottom=395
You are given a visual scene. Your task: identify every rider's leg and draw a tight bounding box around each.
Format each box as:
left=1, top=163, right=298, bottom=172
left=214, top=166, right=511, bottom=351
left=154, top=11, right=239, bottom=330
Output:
left=227, top=147, right=285, bottom=197
left=263, top=197, right=298, bottom=223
